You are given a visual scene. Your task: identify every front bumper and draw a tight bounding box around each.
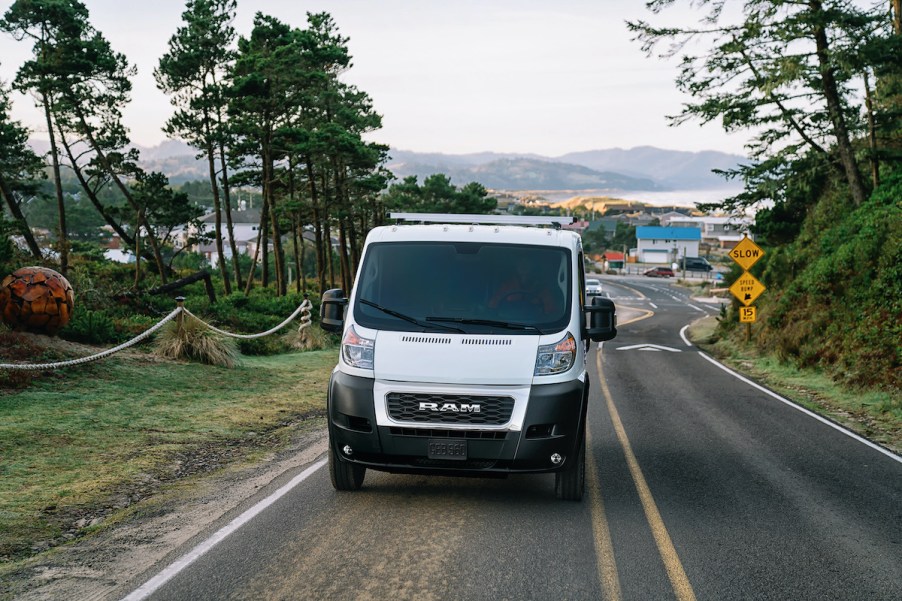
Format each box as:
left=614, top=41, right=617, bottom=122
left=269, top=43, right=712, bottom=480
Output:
left=327, top=370, right=588, bottom=476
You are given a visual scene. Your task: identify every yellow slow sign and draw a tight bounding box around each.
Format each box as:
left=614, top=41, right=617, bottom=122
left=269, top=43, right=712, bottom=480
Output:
left=730, top=272, right=766, bottom=306
left=729, top=236, right=765, bottom=271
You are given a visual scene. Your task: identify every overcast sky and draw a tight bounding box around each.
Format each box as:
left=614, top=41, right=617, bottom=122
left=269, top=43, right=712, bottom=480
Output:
left=0, top=0, right=751, bottom=157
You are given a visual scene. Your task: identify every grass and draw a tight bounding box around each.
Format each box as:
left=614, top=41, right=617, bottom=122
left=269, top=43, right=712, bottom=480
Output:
left=153, top=315, right=240, bottom=367
left=0, top=347, right=338, bottom=565
left=688, top=315, right=901, bottom=454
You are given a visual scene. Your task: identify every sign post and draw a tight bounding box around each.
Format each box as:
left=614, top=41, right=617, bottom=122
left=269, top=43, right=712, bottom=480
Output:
left=729, top=236, right=765, bottom=340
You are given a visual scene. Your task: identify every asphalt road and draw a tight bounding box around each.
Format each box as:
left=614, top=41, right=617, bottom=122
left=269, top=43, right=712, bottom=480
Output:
left=124, top=277, right=902, bottom=601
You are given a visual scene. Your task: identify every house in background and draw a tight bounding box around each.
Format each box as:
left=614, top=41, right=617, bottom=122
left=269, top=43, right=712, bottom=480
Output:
left=664, top=215, right=754, bottom=249
left=186, top=208, right=329, bottom=268
left=635, top=226, right=701, bottom=263
left=182, top=208, right=265, bottom=267
left=103, top=235, right=135, bottom=264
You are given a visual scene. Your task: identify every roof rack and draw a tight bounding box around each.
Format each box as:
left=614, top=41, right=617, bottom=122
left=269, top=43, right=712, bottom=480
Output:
left=389, top=213, right=575, bottom=229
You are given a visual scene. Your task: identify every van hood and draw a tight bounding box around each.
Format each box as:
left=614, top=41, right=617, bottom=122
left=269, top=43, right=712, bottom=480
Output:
left=373, top=331, right=539, bottom=386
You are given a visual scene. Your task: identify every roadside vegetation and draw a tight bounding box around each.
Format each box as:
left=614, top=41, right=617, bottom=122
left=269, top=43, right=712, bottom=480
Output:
left=0, top=342, right=338, bottom=569
left=632, top=1, right=901, bottom=430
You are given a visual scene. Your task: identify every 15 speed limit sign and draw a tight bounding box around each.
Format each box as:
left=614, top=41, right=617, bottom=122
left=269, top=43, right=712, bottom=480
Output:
left=739, top=306, right=757, bottom=323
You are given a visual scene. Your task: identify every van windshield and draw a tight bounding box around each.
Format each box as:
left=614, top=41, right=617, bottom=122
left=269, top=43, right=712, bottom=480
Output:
left=353, top=241, right=572, bottom=335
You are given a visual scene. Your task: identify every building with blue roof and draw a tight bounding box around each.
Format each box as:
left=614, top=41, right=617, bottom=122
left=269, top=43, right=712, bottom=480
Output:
left=635, top=226, right=702, bottom=263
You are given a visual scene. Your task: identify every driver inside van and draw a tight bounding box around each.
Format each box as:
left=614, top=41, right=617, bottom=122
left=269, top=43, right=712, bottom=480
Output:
left=488, top=256, right=562, bottom=315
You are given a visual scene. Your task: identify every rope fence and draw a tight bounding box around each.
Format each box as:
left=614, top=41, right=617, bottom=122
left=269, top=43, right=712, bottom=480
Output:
left=182, top=298, right=313, bottom=340
left=0, top=296, right=316, bottom=371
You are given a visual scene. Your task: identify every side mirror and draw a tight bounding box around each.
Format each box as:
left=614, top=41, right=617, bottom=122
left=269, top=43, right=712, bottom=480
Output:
left=585, top=297, right=617, bottom=342
left=320, top=288, right=348, bottom=333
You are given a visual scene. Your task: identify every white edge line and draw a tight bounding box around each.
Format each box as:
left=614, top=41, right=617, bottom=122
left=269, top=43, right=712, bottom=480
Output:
left=679, top=325, right=693, bottom=347
left=697, top=352, right=902, bottom=465
left=121, top=457, right=328, bottom=601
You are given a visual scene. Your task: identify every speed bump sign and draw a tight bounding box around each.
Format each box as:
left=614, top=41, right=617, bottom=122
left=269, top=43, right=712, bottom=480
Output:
left=730, top=272, right=766, bottom=306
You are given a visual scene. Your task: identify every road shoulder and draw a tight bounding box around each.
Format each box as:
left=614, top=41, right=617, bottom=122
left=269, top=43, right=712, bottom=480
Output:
left=3, top=421, right=328, bottom=601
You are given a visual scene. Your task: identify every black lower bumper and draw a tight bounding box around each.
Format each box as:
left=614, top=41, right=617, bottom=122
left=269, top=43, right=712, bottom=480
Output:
left=327, top=370, right=588, bottom=476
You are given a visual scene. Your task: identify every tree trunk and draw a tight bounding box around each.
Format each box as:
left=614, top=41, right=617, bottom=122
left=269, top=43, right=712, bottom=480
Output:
left=214, top=99, right=242, bottom=290
left=893, top=0, right=901, bottom=35
left=305, top=158, right=326, bottom=294
left=58, top=130, right=145, bottom=253
left=349, top=213, right=361, bottom=279
left=263, top=146, right=286, bottom=296
left=73, top=112, right=170, bottom=281
left=205, top=137, right=231, bottom=294
left=259, top=190, right=270, bottom=289
left=42, top=93, right=68, bottom=275
left=320, top=169, right=335, bottom=288
left=244, top=222, right=263, bottom=295
left=810, top=0, right=868, bottom=206
left=133, top=207, right=143, bottom=288
left=292, top=217, right=302, bottom=294
left=299, top=225, right=307, bottom=292
left=337, top=217, right=349, bottom=294
left=333, top=165, right=352, bottom=294
left=863, top=71, right=880, bottom=188
left=0, top=174, right=42, bottom=258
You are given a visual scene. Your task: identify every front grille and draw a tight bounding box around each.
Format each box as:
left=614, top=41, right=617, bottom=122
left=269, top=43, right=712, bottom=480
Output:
left=386, top=392, right=515, bottom=425
left=389, top=427, right=507, bottom=440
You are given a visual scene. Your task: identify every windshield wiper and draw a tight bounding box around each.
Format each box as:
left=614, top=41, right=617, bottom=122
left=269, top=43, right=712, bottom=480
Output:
left=426, top=316, right=542, bottom=334
left=359, top=299, right=464, bottom=333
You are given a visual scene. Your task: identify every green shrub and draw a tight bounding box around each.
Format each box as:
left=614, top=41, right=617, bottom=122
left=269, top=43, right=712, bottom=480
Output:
left=728, top=170, right=902, bottom=391
left=238, top=335, right=291, bottom=356
left=113, top=315, right=159, bottom=342
left=61, top=309, right=118, bottom=344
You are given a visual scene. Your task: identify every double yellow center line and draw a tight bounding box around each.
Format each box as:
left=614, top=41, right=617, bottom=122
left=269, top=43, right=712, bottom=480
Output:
left=588, top=351, right=697, bottom=601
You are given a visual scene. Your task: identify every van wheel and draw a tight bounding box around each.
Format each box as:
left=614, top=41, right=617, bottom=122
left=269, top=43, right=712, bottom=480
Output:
left=555, top=433, right=585, bottom=501
left=329, top=444, right=366, bottom=491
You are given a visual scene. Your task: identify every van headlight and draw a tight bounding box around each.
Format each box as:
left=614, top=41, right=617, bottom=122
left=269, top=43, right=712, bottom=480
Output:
left=341, top=325, right=375, bottom=369
left=534, top=332, right=576, bottom=376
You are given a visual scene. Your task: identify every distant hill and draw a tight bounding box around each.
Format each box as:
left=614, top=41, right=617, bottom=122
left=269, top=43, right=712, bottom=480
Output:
left=556, top=146, right=747, bottom=190
left=387, top=156, right=663, bottom=191
left=27, top=138, right=745, bottom=190
left=386, top=146, right=745, bottom=191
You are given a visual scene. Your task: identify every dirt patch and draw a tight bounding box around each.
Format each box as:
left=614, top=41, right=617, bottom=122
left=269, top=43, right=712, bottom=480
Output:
left=0, top=417, right=329, bottom=601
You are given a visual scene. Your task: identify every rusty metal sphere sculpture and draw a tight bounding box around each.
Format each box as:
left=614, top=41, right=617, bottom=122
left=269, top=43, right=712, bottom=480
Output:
left=0, top=267, right=75, bottom=335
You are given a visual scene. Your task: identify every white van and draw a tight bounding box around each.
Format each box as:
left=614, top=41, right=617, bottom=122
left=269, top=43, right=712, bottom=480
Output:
left=319, top=213, right=617, bottom=501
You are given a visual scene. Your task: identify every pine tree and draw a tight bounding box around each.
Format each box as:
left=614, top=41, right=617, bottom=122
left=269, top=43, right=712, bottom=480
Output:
left=627, top=0, right=894, bottom=209
left=157, top=0, right=240, bottom=293
left=0, top=80, right=44, bottom=259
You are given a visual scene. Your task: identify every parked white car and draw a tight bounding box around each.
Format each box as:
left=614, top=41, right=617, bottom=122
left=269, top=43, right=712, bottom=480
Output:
left=585, top=278, right=603, bottom=296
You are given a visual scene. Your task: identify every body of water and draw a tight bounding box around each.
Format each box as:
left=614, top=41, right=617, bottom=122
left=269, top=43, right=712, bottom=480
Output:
left=539, top=187, right=743, bottom=208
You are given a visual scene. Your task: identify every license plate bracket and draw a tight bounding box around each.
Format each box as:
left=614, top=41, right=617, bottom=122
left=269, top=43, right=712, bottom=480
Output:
left=427, top=439, right=467, bottom=461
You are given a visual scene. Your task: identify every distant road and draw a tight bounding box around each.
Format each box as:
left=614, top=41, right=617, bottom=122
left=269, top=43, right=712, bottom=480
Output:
left=122, top=277, right=902, bottom=601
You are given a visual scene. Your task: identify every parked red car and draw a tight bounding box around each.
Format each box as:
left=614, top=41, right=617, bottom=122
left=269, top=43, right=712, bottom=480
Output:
left=644, top=267, right=675, bottom=278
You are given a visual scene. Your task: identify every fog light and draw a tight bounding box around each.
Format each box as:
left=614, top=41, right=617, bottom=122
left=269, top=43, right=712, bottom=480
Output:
left=343, top=445, right=354, bottom=456
left=550, top=453, right=563, bottom=465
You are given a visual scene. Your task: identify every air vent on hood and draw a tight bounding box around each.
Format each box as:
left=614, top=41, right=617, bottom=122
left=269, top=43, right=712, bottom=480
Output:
left=461, top=339, right=512, bottom=346
left=400, top=336, right=451, bottom=344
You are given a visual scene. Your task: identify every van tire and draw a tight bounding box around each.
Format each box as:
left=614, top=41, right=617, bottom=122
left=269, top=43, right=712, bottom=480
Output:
left=329, top=444, right=366, bottom=491
left=555, top=432, right=585, bottom=501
